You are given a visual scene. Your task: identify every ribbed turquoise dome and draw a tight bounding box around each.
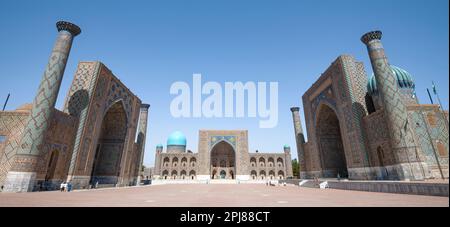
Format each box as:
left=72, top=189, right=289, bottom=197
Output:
left=368, top=65, right=415, bottom=95
left=167, top=131, right=187, bottom=146
left=156, top=144, right=163, bottom=148
left=283, top=144, right=290, bottom=149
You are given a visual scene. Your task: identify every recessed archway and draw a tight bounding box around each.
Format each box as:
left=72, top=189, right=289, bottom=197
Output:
left=162, top=170, right=169, bottom=179
left=181, top=157, right=188, bottom=167
left=163, top=157, right=170, bottom=167
left=45, top=150, right=59, bottom=182
left=268, top=157, right=274, bottom=167
left=277, top=157, right=283, bottom=168
left=90, top=101, right=128, bottom=185
left=210, top=140, right=235, bottom=179
left=250, top=157, right=257, bottom=167
left=251, top=170, right=257, bottom=180
left=171, top=170, right=177, bottom=179
left=278, top=170, right=284, bottom=179
left=316, top=104, right=348, bottom=178
left=259, top=170, right=266, bottom=180
left=189, top=157, right=196, bottom=167
left=189, top=170, right=196, bottom=180
left=269, top=170, right=275, bottom=180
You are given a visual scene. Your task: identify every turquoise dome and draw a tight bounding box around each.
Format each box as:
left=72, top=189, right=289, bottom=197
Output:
left=368, top=65, right=415, bottom=95
left=283, top=144, right=290, bottom=149
left=167, top=131, right=187, bottom=146
left=156, top=144, right=163, bottom=148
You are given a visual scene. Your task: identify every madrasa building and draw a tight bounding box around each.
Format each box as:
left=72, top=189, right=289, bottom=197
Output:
left=152, top=130, right=293, bottom=181
left=0, top=21, right=149, bottom=192
left=291, top=31, right=449, bottom=181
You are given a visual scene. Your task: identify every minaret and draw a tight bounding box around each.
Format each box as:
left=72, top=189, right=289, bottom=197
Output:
left=136, top=104, right=150, bottom=185
left=361, top=31, right=428, bottom=180
left=153, top=144, right=163, bottom=179
left=4, top=21, right=81, bottom=192
left=290, top=107, right=306, bottom=178
left=283, top=145, right=293, bottom=178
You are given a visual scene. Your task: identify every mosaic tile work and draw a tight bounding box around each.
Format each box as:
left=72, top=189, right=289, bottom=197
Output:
left=293, top=31, right=447, bottom=180
left=15, top=24, right=79, bottom=158
left=153, top=130, right=293, bottom=181
left=0, top=111, right=29, bottom=186
left=64, top=62, right=143, bottom=189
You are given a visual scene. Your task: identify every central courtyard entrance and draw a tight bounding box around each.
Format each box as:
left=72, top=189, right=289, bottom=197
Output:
left=210, top=141, right=236, bottom=179
left=316, top=104, right=348, bottom=178
left=90, top=101, right=128, bottom=185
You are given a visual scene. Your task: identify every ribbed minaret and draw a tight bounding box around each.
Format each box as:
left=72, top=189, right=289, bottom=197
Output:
left=136, top=104, right=150, bottom=185
left=4, top=21, right=81, bottom=192
left=361, top=31, right=428, bottom=180
left=290, top=107, right=306, bottom=178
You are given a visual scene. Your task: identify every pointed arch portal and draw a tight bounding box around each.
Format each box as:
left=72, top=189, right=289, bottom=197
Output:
left=210, top=140, right=236, bottom=179
left=90, top=101, right=128, bottom=185
left=316, top=104, right=348, bottom=178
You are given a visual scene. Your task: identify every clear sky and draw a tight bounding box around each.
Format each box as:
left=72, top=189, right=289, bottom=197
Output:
left=0, top=0, right=448, bottom=167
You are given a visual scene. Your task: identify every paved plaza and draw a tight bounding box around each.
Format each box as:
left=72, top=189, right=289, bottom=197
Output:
left=0, top=184, right=448, bottom=207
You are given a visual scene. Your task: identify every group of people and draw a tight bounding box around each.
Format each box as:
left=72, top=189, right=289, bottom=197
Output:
left=60, top=181, right=72, bottom=192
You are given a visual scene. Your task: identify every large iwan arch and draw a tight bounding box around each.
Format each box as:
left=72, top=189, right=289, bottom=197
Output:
left=315, top=103, right=348, bottom=178
left=90, top=101, right=128, bottom=185
left=210, top=140, right=236, bottom=179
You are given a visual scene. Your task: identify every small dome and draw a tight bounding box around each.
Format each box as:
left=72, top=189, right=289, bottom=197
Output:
left=283, top=144, right=290, bottom=149
left=368, top=65, right=415, bottom=95
left=156, top=144, right=163, bottom=148
left=167, top=131, right=187, bottom=146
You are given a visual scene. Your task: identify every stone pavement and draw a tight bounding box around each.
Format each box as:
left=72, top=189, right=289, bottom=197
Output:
left=0, top=184, right=448, bottom=207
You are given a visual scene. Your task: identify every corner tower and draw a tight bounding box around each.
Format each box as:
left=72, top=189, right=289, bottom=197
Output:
left=290, top=107, right=306, bottom=178
left=153, top=144, right=163, bottom=179
left=136, top=104, right=150, bottom=185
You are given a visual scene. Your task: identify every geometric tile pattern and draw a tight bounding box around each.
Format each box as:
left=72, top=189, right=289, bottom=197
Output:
left=210, top=135, right=236, bottom=150
left=62, top=62, right=142, bottom=188
left=409, top=106, right=449, bottom=168
left=63, top=62, right=99, bottom=176
left=362, top=32, right=419, bottom=164
left=291, top=31, right=448, bottom=180
left=154, top=130, right=292, bottom=180
left=15, top=31, right=75, bottom=158
left=0, top=112, right=29, bottom=186
left=0, top=19, right=147, bottom=190
left=300, top=55, right=371, bottom=179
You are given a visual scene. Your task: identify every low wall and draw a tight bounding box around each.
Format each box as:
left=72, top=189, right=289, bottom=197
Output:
left=326, top=180, right=448, bottom=197
left=279, top=179, right=449, bottom=197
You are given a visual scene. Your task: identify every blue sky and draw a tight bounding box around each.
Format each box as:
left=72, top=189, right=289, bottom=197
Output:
left=0, top=0, right=448, bottom=167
